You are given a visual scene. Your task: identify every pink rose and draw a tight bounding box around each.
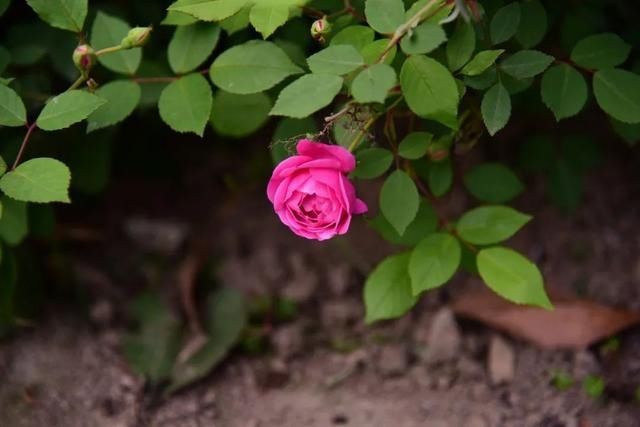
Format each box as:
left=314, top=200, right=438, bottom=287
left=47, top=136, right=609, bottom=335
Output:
left=267, top=140, right=368, bottom=241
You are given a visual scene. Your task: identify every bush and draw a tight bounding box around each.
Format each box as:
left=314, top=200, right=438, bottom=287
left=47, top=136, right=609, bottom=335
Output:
left=0, top=0, right=638, bottom=391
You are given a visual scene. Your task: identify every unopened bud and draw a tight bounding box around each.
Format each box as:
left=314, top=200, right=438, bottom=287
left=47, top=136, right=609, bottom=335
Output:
left=427, top=141, right=450, bottom=162
left=311, top=17, right=331, bottom=41
left=72, top=44, right=96, bottom=75
left=120, top=26, right=153, bottom=49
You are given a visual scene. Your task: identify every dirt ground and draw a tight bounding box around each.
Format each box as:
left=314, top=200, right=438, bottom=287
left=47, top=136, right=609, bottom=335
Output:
left=1, top=143, right=640, bottom=427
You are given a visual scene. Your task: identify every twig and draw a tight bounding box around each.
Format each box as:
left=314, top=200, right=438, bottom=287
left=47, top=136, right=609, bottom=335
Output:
left=377, top=0, right=446, bottom=63
left=11, top=122, right=38, bottom=170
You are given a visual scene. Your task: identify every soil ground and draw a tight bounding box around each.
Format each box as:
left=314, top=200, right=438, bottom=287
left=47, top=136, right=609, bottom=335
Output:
left=1, top=143, right=640, bottom=427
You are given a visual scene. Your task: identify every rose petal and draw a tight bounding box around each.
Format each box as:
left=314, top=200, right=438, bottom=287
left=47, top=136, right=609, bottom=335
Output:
left=297, top=140, right=356, bottom=172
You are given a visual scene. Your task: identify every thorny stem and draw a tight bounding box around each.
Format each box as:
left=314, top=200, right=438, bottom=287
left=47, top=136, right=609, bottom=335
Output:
left=324, top=102, right=353, bottom=124
left=410, top=165, right=478, bottom=253
left=130, top=68, right=209, bottom=84
left=95, top=45, right=124, bottom=57
left=12, top=73, right=88, bottom=170
left=68, top=75, right=88, bottom=91
left=347, top=117, right=376, bottom=152
left=12, top=123, right=38, bottom=171
left=376, top=0, right=446, bottom=63
left=346, top=97, right=403, bottom=152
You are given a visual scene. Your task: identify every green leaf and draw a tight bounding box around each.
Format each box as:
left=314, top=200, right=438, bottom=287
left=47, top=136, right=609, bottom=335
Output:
left=611, top=119, right=640, bottom=146
left=211, top=91, right=271, bottom=137
left=464, top=67, right=497, bottom=90
left=548, top=157, right=582, bottom=213
left=541, top=64, right=588, bottom=121
left=159, top=73, right=213, bottom=136
left=400, top=55, right=459, bottom=125
left=0, top=45, right=10, bottom=75
left=330, top=25, right=375, bottom=51
left=351, top=63, right=396, bottom=104
left=0, top=84, right=26, bottom=127
left=168, top=288, right=247, bottom=393
left=36, top=90, right=106, bottom=131
left=398, top=132, right=432, bottom=160
left=162, top=9, right=198, bottom=26
left=361, top=39, right=397, bottom=65
left=477, top=247, right=552, bottom=309
left=409, top=233, right=460, bottom=295
left=210, top=40, right=303, bottom=94
left=369, top=199, right=437, bottom=246
left=365, top=0, right=405, bottom=34
left=461, top=50, right=505, bottom=76
left=271, top=117, right=317, bottom=164
left=353, top=147, right=394, bottom=179
left=364, top=253, right=417, bottom=323
left=593, top=69, right=640, bottom=124
left=457, top=206, right=531, bottom=245
left=0, top=0, right=10, bottom=17
left=249, top=3, right=289, bottom=39
left=25, top=0, right=87, bottom=32
left=515, top=0, right=547, bottom=48
left=168, top=0, right=249, bottom=21
left=123, top=293, right=182, bottom=384
left=270, top=73, right=343, bottom=118
left=168, top=22, right=221, bottom=74
left=399, top=22, right=446, bottom=55
left=464, top=163, right=524, bottom=203
left=0, top=158, right=70, bottom=203
left=380, top=170, right=419, bottom=235
left=307, top=45, right=364, bottom=75
left=428, top=158, right=452, bottom=197
left=220, top=5, right=251, bottom=34
left=87, top=81, right=141, bottom=133
left=91, top=12, right=142, bottom=75
left=500, top=50, right=554, bottom=79
left=0, top=197, right=28, bottom=246
left=447, top=21, right=475, bottom=72
left=481, top=83, right=511, bottom=136
left=570, top=33, right=631, bottom=70
left=0, top=156, right=6, bottom=176
left=490, top=2, right=521, bottom=45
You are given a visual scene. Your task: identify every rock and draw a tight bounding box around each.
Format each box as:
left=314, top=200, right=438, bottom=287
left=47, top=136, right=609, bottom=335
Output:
left=487, top=335, right=515, bottom=385
left=572, top=350, right=599, bottom=379
left=321, top=299, right=361, bottom=329
left=327, top=264, right=352, bottom=296
left=464, top=415, right=489, bottom=427
left=419, top=308, right=462, bottom=364
left=282, top=253, right=319, bottom=303
left=123, top=217, right=188, bottom=255
left=376, top=344, right=409, bottom=377
left=272, top=324, right=304, bottom=360
left=89, top=299, right=113, bottom=327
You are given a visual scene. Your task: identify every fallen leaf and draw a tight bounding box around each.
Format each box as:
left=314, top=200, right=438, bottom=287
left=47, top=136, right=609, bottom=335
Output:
left=451, top=284, right=640, bottom=349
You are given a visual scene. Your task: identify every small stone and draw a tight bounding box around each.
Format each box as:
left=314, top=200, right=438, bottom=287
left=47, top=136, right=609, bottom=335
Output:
left=282, top=253, right=319, bottom=303
left=327, top=264, right=352, bottom=296
left=420, top=308, right=462, bottom=364
left=321, top=299, right=361, bottom=329
left=464, top=415, right=489, bottom=427
left=487, top=335, right=515, bottom=385
left=272, top=324, right=304, bottom=360
left=376, top=344, right=409, bottom=377
left=89, top=299, right=113, bottom=326
left=573, top=349, right=599, bottom=379
left=124, top=217, right=188, bottom=255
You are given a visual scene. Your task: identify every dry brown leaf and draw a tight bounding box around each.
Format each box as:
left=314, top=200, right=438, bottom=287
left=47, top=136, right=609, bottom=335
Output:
left=451, top=284, right=640, bottom=349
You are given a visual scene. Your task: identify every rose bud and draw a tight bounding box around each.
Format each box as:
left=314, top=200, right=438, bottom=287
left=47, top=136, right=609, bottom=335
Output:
left=427, top=141, right=450, bottom=162
left=72, top=44, right=96, bottom=75
left=120, top=26, right=153, bottom=49
left=267, top=140, right=368, bottom=241
left=310, top=17, right=331, bottom=43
